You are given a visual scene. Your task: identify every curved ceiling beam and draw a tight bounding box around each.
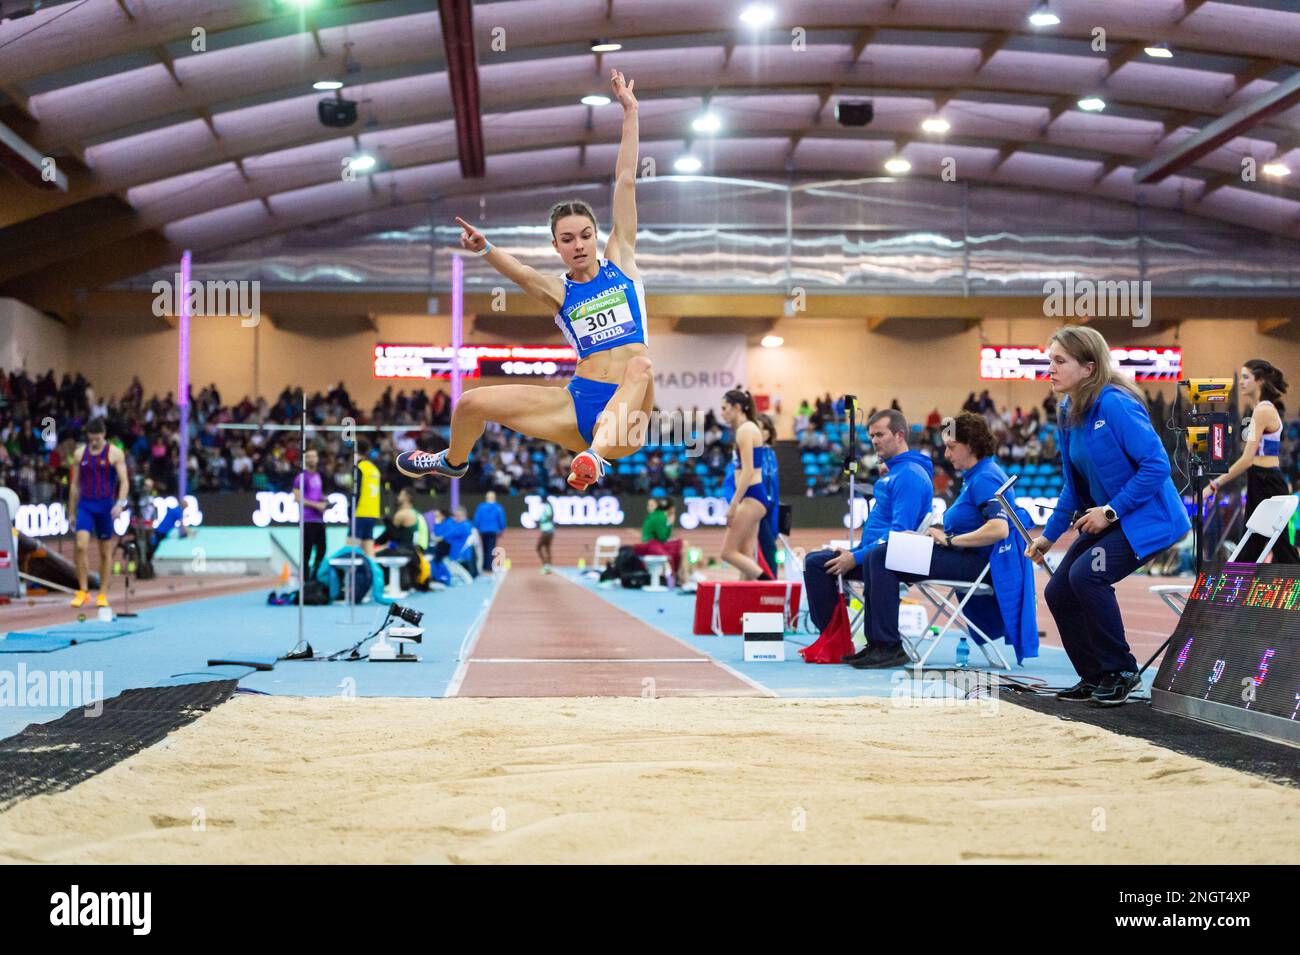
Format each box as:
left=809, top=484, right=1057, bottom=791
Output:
left=9, top=133, right=1299, bottom=317
left=7, top=44, right=1298, bottom=232
left=0, top=0, right=404, bottom=87
left=6, top=0, right=1298, bottom=97
left=7, top=95, right=1300, bottom=285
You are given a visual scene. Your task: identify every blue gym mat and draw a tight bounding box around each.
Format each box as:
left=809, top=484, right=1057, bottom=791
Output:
left=1, top=622, right=154, bottom=653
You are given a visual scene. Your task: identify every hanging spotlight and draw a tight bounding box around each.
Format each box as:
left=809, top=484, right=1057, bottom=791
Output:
left=692, top=112, right=722, bottom=134
left=1028, top=1, right=1060, bottom=28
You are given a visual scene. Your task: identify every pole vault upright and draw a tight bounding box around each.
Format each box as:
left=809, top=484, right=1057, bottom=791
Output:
left=178, top=249, right=191, bottom=509
left=449, top=251, right=464, bottom=513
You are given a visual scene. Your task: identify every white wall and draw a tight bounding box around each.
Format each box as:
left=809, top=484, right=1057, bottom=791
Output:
left=0, top=298, right=70, bottom=377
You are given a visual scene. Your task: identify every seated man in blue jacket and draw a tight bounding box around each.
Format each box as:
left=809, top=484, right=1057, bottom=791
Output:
left=803, top=409, right=934, bottom=664
left=856, top=412, right=1038, bottom=669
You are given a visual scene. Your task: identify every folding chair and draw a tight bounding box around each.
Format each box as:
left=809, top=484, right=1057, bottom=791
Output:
left=592, top=534, right=621, bottom=570
left=1150, top=493, right=1299, bottom=615
left=905, top=569, right=1010, bottom=669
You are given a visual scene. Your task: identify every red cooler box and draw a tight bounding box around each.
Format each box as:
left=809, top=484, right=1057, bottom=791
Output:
left=693, top=580, right=802, bottom=635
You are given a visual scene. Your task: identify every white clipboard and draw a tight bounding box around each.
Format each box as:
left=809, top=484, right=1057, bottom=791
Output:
left=885, top=530, right=934, bottom=576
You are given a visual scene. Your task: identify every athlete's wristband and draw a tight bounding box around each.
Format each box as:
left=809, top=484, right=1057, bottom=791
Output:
left=472, top=240, right=493, bottom=256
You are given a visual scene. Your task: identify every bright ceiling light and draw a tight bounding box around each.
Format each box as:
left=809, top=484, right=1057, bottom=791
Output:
left=761, top=335, right=784, bottom=348
left=739, top=3, right=775, bottom=27
left=581, top=94, right=612, bottom=107
left=1262, top=162, right=1291, bottom=178
left=884, top=157, right=912, bottom=175
left=313, top=80, right=343, bottom=91
left=347, top=154, right=376, bottom=173
left=1027, top=2, right=1059, bottom=27
left=692, top=112, right=722, bottom=134
left=590, top=40, right=623, bottom=53
left=1077, top=97, right=1107, bottom=112
left=921, top=116, right=950, bottom=134
left=674, top=155, right=703, bottom=173
left=1144, top=43, right=1173, bottom=59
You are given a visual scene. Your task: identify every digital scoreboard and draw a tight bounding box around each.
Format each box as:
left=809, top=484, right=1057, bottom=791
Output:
left=980, top=346, right=1182, bottom=381
left=1152, top=563, right=1300, bottom=744
left=374, top=343, right=578, bottom=380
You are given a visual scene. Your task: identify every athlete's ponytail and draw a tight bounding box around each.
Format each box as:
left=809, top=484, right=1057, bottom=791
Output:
left=1246, top=358, right=1288, bottom=416
left=723, top=388, right=758, bottom=424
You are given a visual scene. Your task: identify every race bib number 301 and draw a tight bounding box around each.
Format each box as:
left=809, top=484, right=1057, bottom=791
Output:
left=567, top=287, right=636, bottom=350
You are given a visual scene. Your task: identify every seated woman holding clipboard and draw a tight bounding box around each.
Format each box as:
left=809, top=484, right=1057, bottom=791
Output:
left=852, top=412, right=1037, bottom=669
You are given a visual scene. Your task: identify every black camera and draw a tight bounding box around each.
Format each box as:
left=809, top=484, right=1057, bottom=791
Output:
left=389, top=603, right=423, bottom=627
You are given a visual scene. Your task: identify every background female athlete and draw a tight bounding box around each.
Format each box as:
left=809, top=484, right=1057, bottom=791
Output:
left=397, top=69, right=652, bottom=492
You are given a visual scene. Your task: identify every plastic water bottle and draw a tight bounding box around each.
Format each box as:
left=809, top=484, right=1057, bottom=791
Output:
left=955, top=636, right=970, bottom=669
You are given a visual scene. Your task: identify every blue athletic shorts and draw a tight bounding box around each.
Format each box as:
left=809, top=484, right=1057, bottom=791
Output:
left=741, top=482, right=771, bottom=511
left=566, top=375, right=620, bottom=446
left=354, top=516, right=379, bottom=540
left=76, top=498, right=116, bottom=540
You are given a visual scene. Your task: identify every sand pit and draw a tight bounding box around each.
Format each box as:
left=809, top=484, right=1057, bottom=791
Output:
left=0, top=693, right=1297, bottom=864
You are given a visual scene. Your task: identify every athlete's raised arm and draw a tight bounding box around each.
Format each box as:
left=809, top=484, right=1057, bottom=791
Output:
left=604, top=68, right=640, bottom=279
left=455, top=216, right=564, bottom=312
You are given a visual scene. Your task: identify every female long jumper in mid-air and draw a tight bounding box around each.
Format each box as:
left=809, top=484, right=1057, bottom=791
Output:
left=396, top=68, right=653, bottom=492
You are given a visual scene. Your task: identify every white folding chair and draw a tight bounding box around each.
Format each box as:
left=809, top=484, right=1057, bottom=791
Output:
left=1150, top=493, right=1298, bottom=615
left=592, top=534, right=621, bottom=570
left=905, top=569, right=1010, bottom=669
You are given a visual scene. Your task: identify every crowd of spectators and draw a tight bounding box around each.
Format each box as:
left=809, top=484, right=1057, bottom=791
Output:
left=8, top=367, right=1300, bottom=509
left=792, top=386, right=1300, bottom=500
left=0, top=368, right=735, bottom=505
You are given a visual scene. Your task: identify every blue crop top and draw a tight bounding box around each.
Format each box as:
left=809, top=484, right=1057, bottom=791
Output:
left=554, top=258, right=649, bottom=360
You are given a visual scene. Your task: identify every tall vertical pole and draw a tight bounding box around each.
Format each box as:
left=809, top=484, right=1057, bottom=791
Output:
left=298, top=391, right=306, bottom=645
left=450, top=252, right=464, bottom=513
left=178, top=250, right=192, bottom=509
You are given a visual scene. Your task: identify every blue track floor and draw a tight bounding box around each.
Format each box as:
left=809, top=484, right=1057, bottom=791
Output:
left=0, top=576, right=497, bottom=740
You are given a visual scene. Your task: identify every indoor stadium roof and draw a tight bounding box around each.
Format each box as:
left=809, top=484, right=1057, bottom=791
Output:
left=0, top=0, right=1298, bottom=310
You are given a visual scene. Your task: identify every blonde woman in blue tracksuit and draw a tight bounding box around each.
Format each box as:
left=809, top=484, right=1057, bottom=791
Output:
left=1026, top=326, right=1191, bottom=706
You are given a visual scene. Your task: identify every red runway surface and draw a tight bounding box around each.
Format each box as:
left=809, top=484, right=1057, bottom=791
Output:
left=489, top=525, right=1182, bottom=666
left=453, top=569, right=768, bottom=697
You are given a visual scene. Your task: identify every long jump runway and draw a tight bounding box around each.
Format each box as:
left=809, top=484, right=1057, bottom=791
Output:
left=453, top=571, right=767, bottom=698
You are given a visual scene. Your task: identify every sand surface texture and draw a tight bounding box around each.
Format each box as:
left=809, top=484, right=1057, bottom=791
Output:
left=1, top=694, right=1296, bottom=864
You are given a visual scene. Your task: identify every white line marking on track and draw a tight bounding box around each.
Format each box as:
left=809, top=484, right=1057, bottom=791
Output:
left=469, top=657, right=710, bottom=664
left=445, top=571, right=507, bottom=697
left=554, top=572, right=778, bottom=698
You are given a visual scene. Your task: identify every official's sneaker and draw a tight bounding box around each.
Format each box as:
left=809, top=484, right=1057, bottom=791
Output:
left=1055, top=679, right=1099, bottom=702
left=96, top=593, right=110, bottom=608
left=395, top=449, right=468, bottom=479
left=841, top=645, right=873, bottom=664
left=1090, top=671, right=1141, bottom=707
left=70, top=590, right=90, bottom=608
left=566, top=450, right=609, bottom=491
left=849, top=643, right=912, bottom=669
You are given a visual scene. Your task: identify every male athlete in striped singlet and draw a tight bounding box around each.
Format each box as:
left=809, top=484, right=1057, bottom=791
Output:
left=68, top=417, right=130, bottom=608
left=395, top=69, right=652, bottom=493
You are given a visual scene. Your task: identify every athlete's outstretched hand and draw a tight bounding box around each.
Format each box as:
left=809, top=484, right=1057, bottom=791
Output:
left=610, top=68, right=637, bottom=111
left=455, top=216, right=487, bottom=253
